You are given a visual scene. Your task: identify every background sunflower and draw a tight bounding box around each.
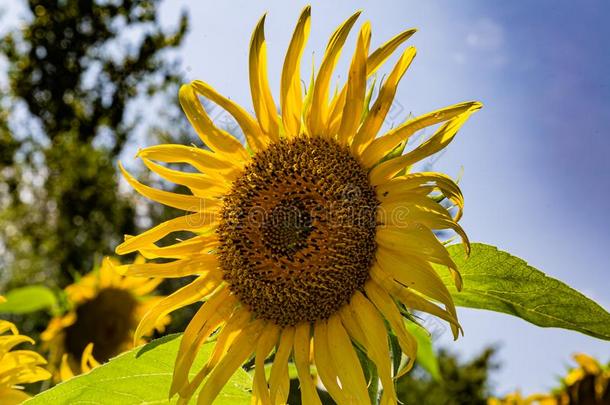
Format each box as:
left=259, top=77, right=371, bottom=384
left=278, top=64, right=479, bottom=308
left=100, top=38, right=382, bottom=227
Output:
left=41, top=257, right=168, bottom=380
left=491, top=354, right=610, bottom=405
left=0, top=318, right=51, bottom=404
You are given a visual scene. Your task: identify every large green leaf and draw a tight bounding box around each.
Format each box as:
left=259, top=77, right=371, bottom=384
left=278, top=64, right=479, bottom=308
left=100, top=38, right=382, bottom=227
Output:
left=441, top=243, right=610, bottom=341
left=0, top=285, right=58, bottom=315
left=26, top=334, right=251, bottom=404
left=405, top=321, right=441, bottom=381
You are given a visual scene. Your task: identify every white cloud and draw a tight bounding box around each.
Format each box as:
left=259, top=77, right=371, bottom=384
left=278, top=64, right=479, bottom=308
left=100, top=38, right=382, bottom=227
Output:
left=466, top=18, right=505, bottom=51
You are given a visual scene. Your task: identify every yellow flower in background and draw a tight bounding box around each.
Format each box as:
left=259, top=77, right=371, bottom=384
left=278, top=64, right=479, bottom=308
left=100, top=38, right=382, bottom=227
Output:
left=539, top=353, right=609, bottom=405
left=488, top=392, right=537, bottom=405
left=489, top=354, right=610, bottom=405
left=116, top=6, right=480, bottom=404
left=0, top=319, right=51, bottom=404
left=41, top=257, right=168, bottom=381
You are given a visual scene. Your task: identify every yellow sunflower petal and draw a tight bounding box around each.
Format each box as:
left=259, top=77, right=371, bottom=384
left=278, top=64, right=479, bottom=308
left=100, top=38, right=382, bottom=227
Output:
left=134, top=274, right=220, bottom=343
left=379, top=186, right=459, bottom=216
left=330, top=26, right=418, bottom=137
left=294, top=322, right=321, bottom=405
left=370, top=102, right=482, bottom=183
left=362, top=101, right=482, bottom=167
left=192, top=308, right=252, bottom=392
left=351, top=46, right=417, bottom=155
left=326, top=314, right=369, bottom=403
left=120, top=163, right=221, bottom=213
left=0, top=351, right=50, bottom=385
left=365, top=280, right=417, bottom=376
left=377, top=172, right=464, bottom=221
left=269, top=327, right=294, bottom=405
left=113, top=255, right=219, bottom=278
left=0, top=320, right=18, bottom=335
left=40, top=314, right=75, bottom=342
left=0, top=387, right=31, bottom=405
left=99, top=258, right=120, bottom=289
left=129, top=277, right=163, bottom=297
left=312, top=321, right=348, bottom=404
left=252, top=323, right=280, bottom=405
left=377, top=225, right=459, bottom=281
left=171, top=288, right=235, bottom=397
left=138, top=234, right=218, bottom=260
left=371, top=266, right=461, bottom=339
left=307, top=11, right=361, bottom=137
left=281, top=6, right=311, bottom=138
left=0, top=335, right=35, bottom=354
left=249, top=14, right=280, bottom=141
left=191, top=80, right=268, bottom=152
left=137, top=144, right=241, bottom=177
left=379, top=196, right=469, bottom=257
left=335, top=22, right=371, bottom=145
left=379, top=221, right=464, bottom=290
left=345, top=293, right=397, bottom=403
left=59, top=354, right=75, bottom=381
left=115, top=213, right=216, bottom=255
left=573, top=353, right=601, bottom=374
left=178, top=84, right=249, bottom=161
left=375, top=249, right=458, bottom=321
left=141, top=158, right=228, bottom=197
left=367, top=28, right=417, bottom=75
left=115, top=269, right=152, bottom=290
left=376, top=242, right=454, bottom=298
left=80, top=343, right=101, bottom=373
left=379, top=194, right=454, bottom=222
left=196, top=320, right=264, bottom=405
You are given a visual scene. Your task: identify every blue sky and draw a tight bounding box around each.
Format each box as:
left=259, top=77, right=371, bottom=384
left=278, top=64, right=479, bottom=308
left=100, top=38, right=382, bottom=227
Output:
left=3, top=0, right=610, bottom=396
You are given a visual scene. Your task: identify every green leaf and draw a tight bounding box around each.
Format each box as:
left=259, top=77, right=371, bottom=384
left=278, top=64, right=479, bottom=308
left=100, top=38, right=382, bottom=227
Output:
left=440, top=243, right=610, bottom=341
left=406, top=322, right=441, bottom=381
left=26, top=334, right=251, bottom=405
left=0, top=285, right=58, bottom=315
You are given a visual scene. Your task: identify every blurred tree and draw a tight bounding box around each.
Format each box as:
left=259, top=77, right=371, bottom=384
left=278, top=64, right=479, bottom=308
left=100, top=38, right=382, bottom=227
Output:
left=397, top=346, right=500, bottom=405
left=0, top=0, right=189, bottom=288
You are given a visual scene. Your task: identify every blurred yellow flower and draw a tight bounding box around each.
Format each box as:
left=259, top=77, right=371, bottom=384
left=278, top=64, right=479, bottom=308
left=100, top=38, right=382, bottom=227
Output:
left=0, top=319, right=51, bottom=404
left=490, top=353, right=610, bottom=405
left=116, top=6, right=480, bottom=404
left=41, top=257, right=168, bottom=381
left=541, top=353, right=609, bottom=405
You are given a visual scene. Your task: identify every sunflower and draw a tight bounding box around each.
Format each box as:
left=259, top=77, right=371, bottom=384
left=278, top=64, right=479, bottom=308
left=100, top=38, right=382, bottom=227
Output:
left=115, top=6, right=481, bottom=404
left=552, top=353, right=610, bottom=404
left=489, top=354, right=610, bottom=405
left=0, top=317, right=51, bottom=404
left=41, top=257, right=168, bottom=381
left=491, top=354, right=610, bottom=405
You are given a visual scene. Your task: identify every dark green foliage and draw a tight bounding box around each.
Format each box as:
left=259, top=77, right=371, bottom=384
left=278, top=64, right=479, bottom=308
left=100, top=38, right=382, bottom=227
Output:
left=0, top=0, right=189, bottom=289
left=397, top=347, right=499, bottom=405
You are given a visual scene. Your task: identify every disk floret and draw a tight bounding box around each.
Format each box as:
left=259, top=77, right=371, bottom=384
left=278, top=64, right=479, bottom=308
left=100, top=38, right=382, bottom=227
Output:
left=64, top=288, right=137, bottom=362
left=218, top=136, right=379, bottom=326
